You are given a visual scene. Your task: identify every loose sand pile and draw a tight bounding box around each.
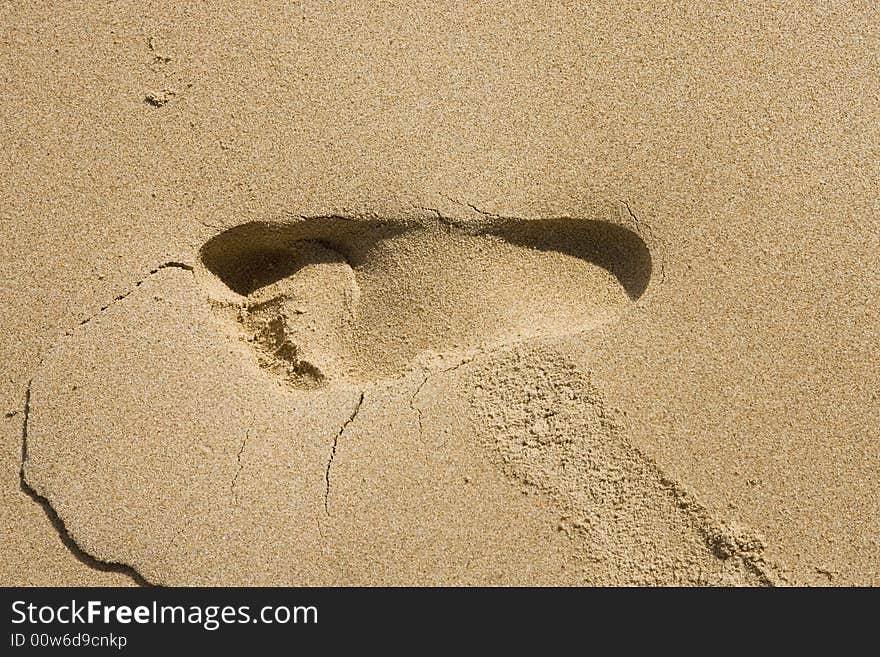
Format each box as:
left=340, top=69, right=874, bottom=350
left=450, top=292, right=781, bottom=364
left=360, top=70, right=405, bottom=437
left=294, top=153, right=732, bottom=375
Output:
left=2, top=2, right=878, bottom=586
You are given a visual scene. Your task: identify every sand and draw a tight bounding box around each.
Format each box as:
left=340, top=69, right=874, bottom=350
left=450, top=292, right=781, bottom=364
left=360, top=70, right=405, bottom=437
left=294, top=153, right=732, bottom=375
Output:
left=2, top=2, right=878, bottom=586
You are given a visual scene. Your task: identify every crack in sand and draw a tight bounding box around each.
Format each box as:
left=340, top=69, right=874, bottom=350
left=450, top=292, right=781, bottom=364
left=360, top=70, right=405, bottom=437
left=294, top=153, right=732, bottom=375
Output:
left=230, top=429, right=250, bottom=505
left=409, top=356, right=478, bottom=437
left=18, top=380, right=155, bottom=587
left=21, top=261, right=196, bottom=587
left=409, top=373, right=429, bottom=437
left=407, top=355, right=478, bottom=463
left=621, top=200, right=666, bottom=287
left=323, top=390, right=365, bottom=517
left=76, top=261, right=194, bottom=329
left=440, top=194, right=507, bottom=221
left=408, top=203, right=471, bottom=231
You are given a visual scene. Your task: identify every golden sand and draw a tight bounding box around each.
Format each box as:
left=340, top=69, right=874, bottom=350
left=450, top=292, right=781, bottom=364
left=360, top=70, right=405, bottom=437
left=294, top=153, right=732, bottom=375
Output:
left=2, top=2, right=878, bottom=586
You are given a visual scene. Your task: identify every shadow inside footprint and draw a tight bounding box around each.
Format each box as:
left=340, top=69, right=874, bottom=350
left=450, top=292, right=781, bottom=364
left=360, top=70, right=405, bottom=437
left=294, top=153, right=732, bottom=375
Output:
left=199, top=215, right=651, bottom=388
left=491, top=218, right=652, bottom=300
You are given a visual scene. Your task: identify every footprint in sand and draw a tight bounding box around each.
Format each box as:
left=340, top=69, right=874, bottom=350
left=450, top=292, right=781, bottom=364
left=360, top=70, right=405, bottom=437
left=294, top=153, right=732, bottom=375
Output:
left=22, top=207, right=782, bottom=585
left=197, top=215, right=652, bottom=389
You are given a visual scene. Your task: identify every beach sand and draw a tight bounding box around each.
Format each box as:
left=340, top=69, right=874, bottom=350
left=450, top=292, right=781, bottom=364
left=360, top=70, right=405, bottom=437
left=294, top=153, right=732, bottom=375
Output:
left=2, top=2, right=878, bottom=586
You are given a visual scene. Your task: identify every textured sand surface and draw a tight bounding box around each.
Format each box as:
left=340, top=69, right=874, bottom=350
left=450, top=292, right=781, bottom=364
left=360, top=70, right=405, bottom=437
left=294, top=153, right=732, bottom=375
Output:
left=2, top=2, right=878, bottom=586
